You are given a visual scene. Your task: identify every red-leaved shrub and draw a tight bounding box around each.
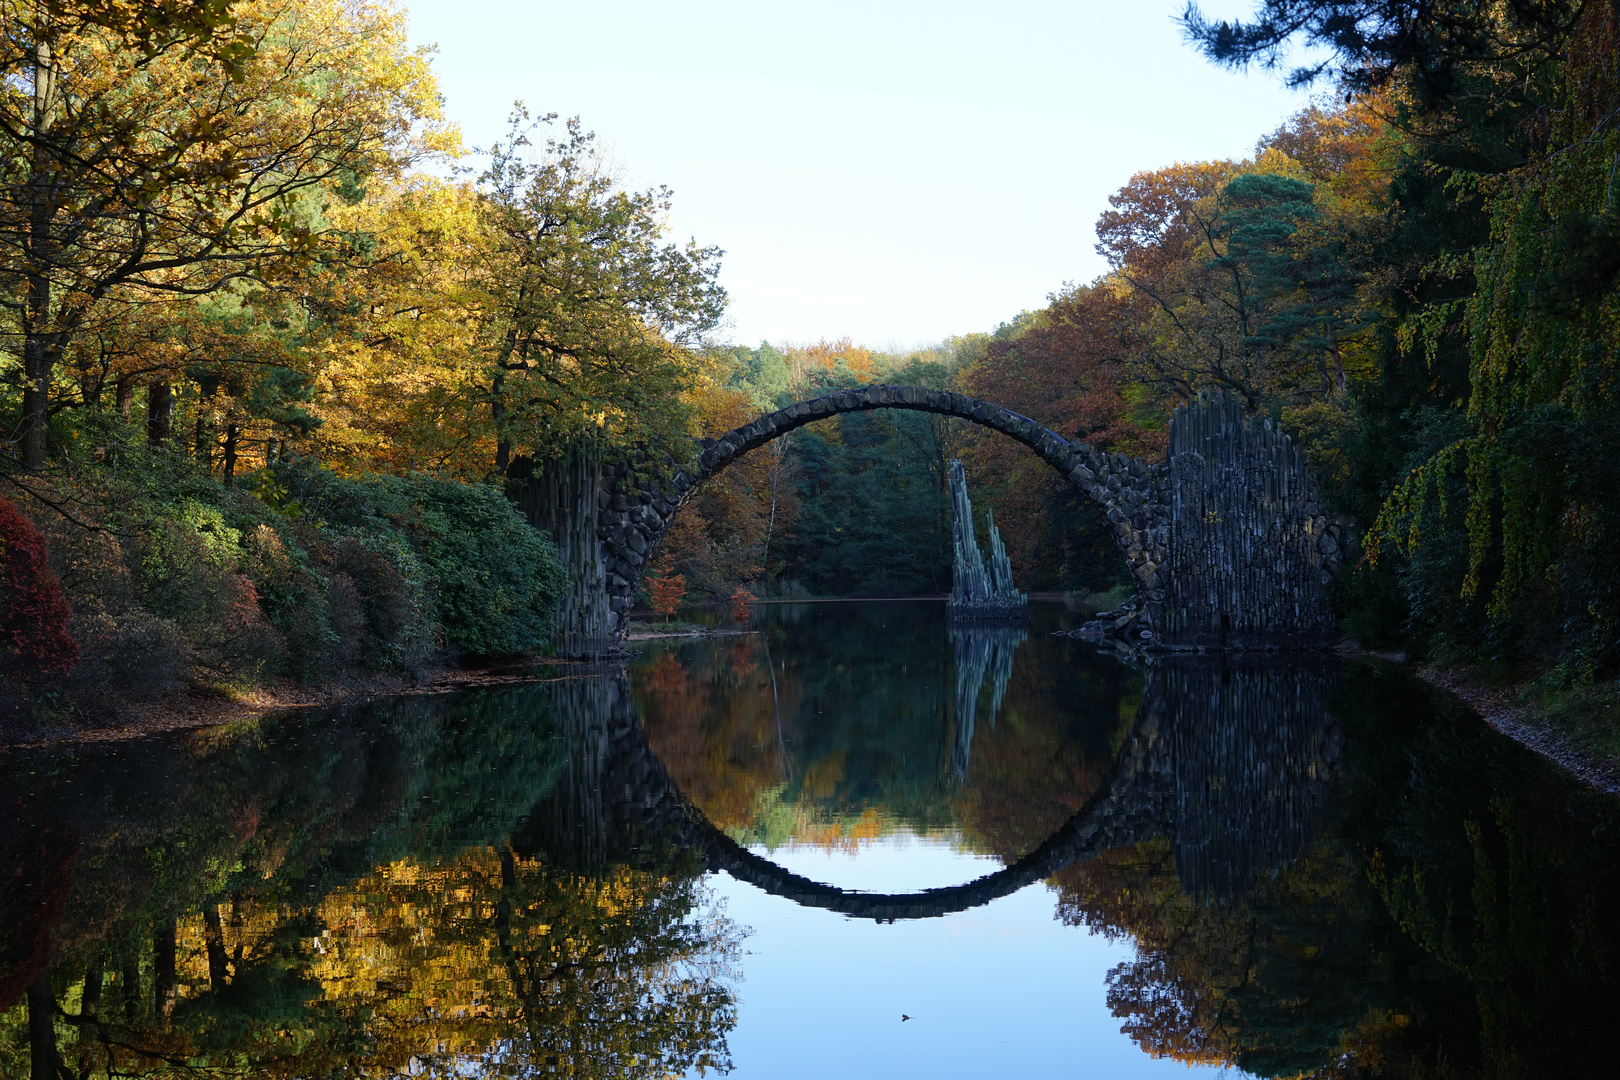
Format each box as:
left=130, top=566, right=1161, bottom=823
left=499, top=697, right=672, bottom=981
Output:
left=0, top=497, right=79, bottom=679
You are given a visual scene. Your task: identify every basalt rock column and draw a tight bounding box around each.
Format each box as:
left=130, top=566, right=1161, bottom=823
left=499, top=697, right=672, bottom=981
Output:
left=948, top=459, right=1027, bottom=620
left=1162, top=393, right=1346, bottom=649
left=507, top=445, right=616, bottom=658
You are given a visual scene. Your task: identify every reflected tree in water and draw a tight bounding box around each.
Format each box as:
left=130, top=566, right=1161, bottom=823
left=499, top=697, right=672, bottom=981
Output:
left=1056, top=661, right=1620, bottom=1080
left=12, top=617, right=1620, bottom=1080
left=1053, top=662, right=1373, bottom=1076
left=0, top=679, right=742, bottom=1079
left=637, top=603, right=1135, bottom=859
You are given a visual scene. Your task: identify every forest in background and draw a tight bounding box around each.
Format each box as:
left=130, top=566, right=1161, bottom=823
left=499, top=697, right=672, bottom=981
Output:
left=2, top=0, right=1618, bottom=736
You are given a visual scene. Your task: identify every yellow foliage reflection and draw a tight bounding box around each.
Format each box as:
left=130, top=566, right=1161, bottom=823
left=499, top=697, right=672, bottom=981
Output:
left=9, top=850, right=741, bottom=1078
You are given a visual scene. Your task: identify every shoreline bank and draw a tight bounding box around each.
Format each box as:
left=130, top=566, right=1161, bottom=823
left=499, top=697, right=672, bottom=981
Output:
left=1333, top=642, right=1620, bottom=796
left=1414, top=665, right=1620, bottom=796
left=10, top=632, right=1619, bottom=800
left=1, top=624, right=759, bottom=750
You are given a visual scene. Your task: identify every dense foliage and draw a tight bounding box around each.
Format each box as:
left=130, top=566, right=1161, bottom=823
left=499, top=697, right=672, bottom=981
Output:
left=2, top=428, right=563, bottom=721
left=0, top=0, right=711, bottom=720
left=0, top=497, right=78, bottom=683
left=295, top=470, right=567, bottom=656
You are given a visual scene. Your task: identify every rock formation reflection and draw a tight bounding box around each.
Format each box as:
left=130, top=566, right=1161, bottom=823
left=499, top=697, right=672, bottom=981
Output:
left=1139, top=660, right=1343, bottom=900
left=950, top=623, right=1026, bottom=778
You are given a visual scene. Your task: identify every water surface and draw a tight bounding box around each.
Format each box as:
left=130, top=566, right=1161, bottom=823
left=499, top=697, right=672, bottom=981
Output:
left=3, top=600, right=1618, bottom=1078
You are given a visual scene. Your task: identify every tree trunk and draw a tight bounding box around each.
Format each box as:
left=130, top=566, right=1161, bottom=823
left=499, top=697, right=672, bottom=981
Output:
left=147, top=382, right=173, bottom=444
left=81, top=956, right=102, bottom=1020
left=194, top=373, right=221, bottom=469
left=152, top=921, right=177, bottom=1017
left=115, top=377, right=134, bottom=419
left=19, top=34, right=60, bottom=473
left=203, top=905, right=229, bottom=989
left=492, top=372, right=509, bottom=478
left=26, top=972, right=57, bottom=1080
left=759, top=437, right=785, bottom=584
left=121, top=952, right=141, bottom=1021
left=81, top=366, right=102, bottom=412
left=222, top=422, right=240, bottom=483
left=19, top=332, right=53, bottom=471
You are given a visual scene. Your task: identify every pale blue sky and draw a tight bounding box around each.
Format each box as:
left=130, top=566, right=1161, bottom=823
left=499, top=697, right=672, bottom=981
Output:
left=402, top=1, right=1313, bottom=349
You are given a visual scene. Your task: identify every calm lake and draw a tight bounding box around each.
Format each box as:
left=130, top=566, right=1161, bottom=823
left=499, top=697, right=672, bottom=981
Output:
left=3, top=599, right=1618, bottom=1078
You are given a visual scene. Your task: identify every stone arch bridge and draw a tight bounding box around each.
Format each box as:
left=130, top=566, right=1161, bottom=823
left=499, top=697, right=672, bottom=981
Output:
left=510, top=386, right=1349, bottom=656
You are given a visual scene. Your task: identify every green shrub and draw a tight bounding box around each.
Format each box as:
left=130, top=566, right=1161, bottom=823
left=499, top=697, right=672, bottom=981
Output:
left=11, top=443, right=565, bottom=718
left=294, top=471, right=565, bottom=655
left=126, top=506, right=285, bottom=682
left=237, top=520, right=336, bottom=680
left=328, top=531, right=436, bottom=668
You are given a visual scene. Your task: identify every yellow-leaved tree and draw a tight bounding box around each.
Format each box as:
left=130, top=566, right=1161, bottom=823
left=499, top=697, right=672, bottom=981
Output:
left=0, top=0, right=451, bottom=470
left=313, top=112, right=728, bottom=481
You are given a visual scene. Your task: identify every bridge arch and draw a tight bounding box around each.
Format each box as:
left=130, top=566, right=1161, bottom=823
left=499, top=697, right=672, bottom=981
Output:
left=595, top=385, right=1170, bottom=644
left=574, top=657, right=1341, bottom=921
left=512, top=387, right=1348, bottom=656
left=673, top=751, right=1162, bottom=921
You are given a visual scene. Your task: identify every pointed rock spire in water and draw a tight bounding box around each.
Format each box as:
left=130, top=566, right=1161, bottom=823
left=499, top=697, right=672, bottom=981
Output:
left=948, top=459, right=1027, bottom=620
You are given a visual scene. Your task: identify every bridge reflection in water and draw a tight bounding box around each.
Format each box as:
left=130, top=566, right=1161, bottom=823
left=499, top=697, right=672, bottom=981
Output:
left=541, top=656, right=1343, bottom=919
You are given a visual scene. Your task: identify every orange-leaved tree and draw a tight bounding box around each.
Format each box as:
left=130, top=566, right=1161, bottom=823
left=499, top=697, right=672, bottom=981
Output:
left=645, top=567, right=687, bottom=621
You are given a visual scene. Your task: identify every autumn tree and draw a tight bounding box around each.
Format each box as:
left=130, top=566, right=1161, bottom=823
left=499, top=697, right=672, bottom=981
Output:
left=0, top=0, right=448, bottom=471
left=476, top=112, right=726, bottom=477
left=644, top=565, right=687, bottom=620
left=304, top=176, right=486, bottom=472
left=650, top=380, right=789, bottom=598
left=0, top=495, right=78, bottom=683
left=303, top=113, right=726, bottom=484
left=1097, top=155, right=1375, bottom=415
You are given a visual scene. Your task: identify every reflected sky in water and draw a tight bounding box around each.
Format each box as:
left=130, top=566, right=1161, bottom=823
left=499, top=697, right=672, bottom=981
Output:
left=715, top=833, right=1239, bottom=1080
